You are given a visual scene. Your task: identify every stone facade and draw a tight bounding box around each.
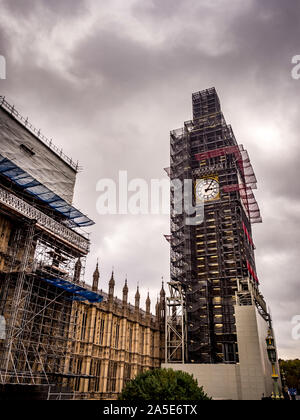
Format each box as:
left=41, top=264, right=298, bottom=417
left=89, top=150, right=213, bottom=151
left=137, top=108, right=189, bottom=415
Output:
left=0, top=200, right=165, bottom=399
left=63, top=266, right=165, bottom=399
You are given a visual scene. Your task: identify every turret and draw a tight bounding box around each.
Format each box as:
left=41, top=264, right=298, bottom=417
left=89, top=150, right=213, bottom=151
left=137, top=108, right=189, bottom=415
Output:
left=160, top=280, right=165, bottom=302
left=92, top=261, right=99, bottom=291
left=135, top=285, right=140, bottom=311
left=160, top=280, right=165, bottom=321
left=155, top=297, right=160, bottom=322
left=146, top=291, right=151, bottom=314
left=108, top=270, right=115, bottom=303
left=123, top=277, right=128, bottom=306
left=73, top=258, right=82, bottom=283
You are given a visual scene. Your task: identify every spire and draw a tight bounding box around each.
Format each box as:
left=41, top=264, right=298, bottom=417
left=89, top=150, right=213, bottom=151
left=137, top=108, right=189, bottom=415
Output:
left=159, top=278, right=165, bottom=322
left=146, top=291, right=151, bottom=314
left=155, top=296, right=160, bottom=319
left=135, top=284, right=140, bottom=309
left=109, top=269, right=115, bottom=287
left=73, top=258, right=82, bottom=283
left=108, top=269, right=115, bottom=301
left=123, top=277, right=128, bottom=304
left=160, top=278, right=165, bottom=300
left=123, top=277, right=128, bottom=294
left=92, top=260, right=99, bottom=291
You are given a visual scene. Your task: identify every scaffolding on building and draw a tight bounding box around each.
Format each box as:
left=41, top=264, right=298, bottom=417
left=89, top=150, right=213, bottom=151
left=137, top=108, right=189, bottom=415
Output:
left=0, top=96, right=79, bottom=172
left=0, top=192, right=102, bottom=386
left=165, top=281, right=186, bottom=363
left=0, top=153, right=101, bottom=390
left=165, top=87, right=266, bottom=363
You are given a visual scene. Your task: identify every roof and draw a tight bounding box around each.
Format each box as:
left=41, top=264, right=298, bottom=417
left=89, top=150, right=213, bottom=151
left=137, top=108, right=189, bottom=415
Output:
left=0, top=153, right=94, bottom=227
left=0, top=96, right=78, bottom=171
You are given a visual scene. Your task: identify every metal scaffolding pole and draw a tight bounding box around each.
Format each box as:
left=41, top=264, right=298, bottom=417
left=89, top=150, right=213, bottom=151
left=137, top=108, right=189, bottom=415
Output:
left=165, top=281, right=186, bottom=363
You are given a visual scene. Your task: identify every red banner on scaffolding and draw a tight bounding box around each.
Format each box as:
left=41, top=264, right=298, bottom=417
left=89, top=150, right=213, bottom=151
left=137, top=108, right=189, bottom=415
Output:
left=246, top=260, right=259, bottom=284
left=194, top=145, right=241, bottom=162
left=193, top=144, right=262, bottom=224
left=242, top=221, right=254, bottom=248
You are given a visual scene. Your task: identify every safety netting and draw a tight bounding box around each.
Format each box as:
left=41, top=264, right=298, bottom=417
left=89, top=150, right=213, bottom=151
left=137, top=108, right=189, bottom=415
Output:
left=0, top=153, right=94, bottom=227
left=41, top=277, right=103, bottom=303
left=194, top=144, right=262, bottom=224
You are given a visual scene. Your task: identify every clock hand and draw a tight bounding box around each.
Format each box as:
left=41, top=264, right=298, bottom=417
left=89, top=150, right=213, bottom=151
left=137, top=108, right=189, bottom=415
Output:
left=205, top=180, right=214, bottom=192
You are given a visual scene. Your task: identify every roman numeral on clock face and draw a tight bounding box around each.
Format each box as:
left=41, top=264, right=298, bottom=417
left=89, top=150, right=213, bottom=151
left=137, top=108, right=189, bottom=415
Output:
left=196, top=178, right=219, bottom=201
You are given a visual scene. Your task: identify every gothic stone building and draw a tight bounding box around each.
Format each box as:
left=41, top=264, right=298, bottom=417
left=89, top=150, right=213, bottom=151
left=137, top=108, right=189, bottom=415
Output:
left=64, top=265, right=165, bottom=400
left=0, top=97, right=164, bottom=400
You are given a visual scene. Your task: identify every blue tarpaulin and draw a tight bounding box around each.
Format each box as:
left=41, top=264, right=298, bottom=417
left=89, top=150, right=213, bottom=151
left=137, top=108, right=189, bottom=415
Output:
left=0, top=154, right=94, bottom=227
left=41, top=277, right=103, bottom=303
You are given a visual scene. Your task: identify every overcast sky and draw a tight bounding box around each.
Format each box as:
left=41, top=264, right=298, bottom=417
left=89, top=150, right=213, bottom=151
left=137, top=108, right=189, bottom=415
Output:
left=0, top=0, right=299, bottom=359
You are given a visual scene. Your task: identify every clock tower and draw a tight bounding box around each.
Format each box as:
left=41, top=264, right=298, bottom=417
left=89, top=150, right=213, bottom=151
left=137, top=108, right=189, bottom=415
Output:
left=164, top=88, right=281, bottom=399
left=168, top=87, right=268, bottom=364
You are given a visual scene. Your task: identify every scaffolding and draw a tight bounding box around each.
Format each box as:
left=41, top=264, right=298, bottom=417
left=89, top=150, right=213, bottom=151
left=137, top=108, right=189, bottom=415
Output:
left=0, top=96, right=78, bottom=172
left=165, top=281, right=186, bottom=363
left=166, top=88, right=265, bottom=363
left=195, top=144, right=262, bottom=224
left=0, top=175, right=101, bottom=388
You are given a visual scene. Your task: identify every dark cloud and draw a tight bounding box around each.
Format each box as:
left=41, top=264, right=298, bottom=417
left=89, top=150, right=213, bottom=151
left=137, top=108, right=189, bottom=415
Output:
left=0, top=0, right=299, bottom=358
left=2, top=0, right=87, bottom=18
left=0, top=23, right=10, bottom=55
left=71, top=28, right=157, bottom=95
left=1, top=0, right=38, bottom=16
left=132, top=0, right=184, bottom=19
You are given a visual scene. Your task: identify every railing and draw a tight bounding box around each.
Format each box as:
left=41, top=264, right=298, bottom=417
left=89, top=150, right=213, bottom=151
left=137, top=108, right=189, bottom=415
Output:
left=0, top=370, right=49, bottom=385
left=236, top=291, right=253, bottom=306
left=47, top=391, right=119, bottom=400
left=0, top=187, right=89, bottom=254
left=0, top=96, right=78, bottom=171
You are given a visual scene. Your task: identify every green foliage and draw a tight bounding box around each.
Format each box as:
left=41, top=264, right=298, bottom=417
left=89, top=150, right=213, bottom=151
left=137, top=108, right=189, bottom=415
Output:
left=118, top=368, right=211, bottom=401
left=279, top=359, right=300, bottom=392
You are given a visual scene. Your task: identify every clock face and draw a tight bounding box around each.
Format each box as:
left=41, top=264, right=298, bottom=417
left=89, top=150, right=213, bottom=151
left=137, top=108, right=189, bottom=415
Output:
left=196, top=178, right=219, bottom=201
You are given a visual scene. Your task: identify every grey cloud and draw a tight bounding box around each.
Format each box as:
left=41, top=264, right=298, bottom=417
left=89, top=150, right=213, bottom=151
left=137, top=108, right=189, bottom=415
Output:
left=1, top=0, right=38, bottom=17
left=2, top=0, right=87, bottom=18
left=71, top=28, right=157, bottom=93
left=132, top=0, right=184, bottom=19
left=0, top=0, right=299, bottom=357
left=0, top=24, right=10, bottom=55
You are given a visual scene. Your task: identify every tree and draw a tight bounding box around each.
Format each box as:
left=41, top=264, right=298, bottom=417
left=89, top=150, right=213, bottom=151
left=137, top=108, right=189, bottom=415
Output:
left=119, top=368, right=211, bottom=400
left=279, top=359, right=300, bottom=393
